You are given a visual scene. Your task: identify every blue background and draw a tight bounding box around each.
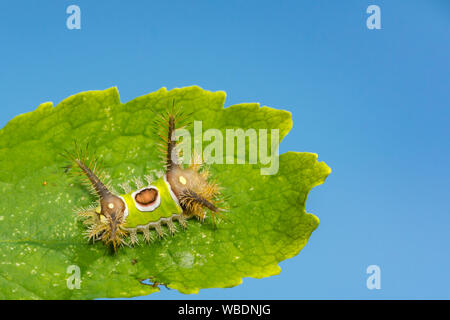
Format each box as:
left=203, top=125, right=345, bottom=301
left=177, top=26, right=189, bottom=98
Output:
left=1, top=1, right=449, bottom=299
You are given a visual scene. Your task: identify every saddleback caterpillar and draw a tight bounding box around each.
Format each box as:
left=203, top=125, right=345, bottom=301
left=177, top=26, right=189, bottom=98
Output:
left=64, top=103, right=226, bottom=252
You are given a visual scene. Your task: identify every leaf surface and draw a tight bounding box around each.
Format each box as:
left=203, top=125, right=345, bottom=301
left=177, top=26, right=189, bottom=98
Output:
left=0, top=87, right=330, bottom=299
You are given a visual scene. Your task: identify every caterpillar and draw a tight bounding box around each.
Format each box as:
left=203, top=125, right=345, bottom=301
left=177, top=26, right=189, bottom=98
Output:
left=64, top=104, right=225, bottom=252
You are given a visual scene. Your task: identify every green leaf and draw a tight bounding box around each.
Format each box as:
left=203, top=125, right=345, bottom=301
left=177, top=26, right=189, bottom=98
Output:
left=0, top=86, right=331, bottom=299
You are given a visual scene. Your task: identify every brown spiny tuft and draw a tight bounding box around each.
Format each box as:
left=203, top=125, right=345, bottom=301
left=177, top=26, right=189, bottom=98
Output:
left=152, top=99, right=191, bottom=173
left=63, top=142, right=128, bottom=253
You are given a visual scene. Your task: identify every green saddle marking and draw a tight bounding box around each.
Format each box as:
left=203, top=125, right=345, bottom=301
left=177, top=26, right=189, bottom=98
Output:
left=122, top=177, right=182, bottom=229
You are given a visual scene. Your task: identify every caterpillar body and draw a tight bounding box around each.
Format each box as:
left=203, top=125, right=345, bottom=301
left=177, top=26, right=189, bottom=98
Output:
left=65, top=105, right=224, bottom=252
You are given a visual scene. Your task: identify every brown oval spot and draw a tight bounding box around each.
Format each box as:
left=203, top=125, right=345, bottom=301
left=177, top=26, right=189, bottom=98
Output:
left=135, top=188, right=158, bottom=205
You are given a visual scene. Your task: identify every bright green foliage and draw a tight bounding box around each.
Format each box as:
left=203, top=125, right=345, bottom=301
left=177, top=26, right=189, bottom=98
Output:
left=0, top=86, right=330, bottom=299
